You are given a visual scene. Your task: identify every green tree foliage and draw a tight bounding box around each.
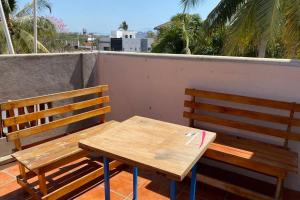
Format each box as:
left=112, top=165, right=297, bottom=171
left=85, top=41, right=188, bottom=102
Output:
left=152, top=13, right=225, bottom=55
left=119, top=21, right=129, bottom=31
left=0, top=0, right=56, bottom=54
left=181, top=0, right=300, bottom=58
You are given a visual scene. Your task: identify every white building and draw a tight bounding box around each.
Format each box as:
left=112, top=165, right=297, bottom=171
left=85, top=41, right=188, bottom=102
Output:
left=111, top=30, right=137, bottom=39
left=110, top=30, right=154, bottom=52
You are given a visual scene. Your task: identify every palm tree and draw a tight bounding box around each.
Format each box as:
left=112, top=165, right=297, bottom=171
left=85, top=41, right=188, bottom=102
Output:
left=181, top=0, right=300, bottom=58
left=119, top=21, right=129, bottom=31
left=0, top=0, right=55, bottom=54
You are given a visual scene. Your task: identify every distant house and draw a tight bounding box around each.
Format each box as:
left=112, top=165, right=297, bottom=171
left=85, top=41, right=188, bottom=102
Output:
left=110, top=29, right=154, bottom=53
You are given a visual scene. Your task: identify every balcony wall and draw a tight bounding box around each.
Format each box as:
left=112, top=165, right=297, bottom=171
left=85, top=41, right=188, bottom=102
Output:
left=97, top=52, right=300, bottom=191
left=0, top=51, right=300, bottom=191
left=0, top=52, right=99, bottom=156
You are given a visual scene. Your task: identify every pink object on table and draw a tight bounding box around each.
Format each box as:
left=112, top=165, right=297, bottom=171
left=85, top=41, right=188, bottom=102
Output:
left=199, top=131, right=206, bottom=148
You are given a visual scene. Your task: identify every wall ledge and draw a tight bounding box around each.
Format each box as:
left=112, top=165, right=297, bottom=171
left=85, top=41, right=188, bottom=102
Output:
left=99, top=51, right=300, bottom=67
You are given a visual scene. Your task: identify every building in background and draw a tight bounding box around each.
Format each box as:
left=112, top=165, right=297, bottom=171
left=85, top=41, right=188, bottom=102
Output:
left=110, top=29, right=154, bottom=52
left=99, top=36, right=111, bottom=51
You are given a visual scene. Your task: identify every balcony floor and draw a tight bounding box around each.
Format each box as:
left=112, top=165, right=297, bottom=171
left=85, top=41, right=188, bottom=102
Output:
left=0, top=160, right=300, bottom=200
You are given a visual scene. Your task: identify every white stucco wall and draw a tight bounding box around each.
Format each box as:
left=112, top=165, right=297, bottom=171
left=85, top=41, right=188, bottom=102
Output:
left=97, top=51, right=300, bottom=191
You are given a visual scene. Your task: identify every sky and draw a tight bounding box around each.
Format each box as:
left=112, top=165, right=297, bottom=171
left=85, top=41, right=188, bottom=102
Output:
left=18, top=0, right=220, bottom=35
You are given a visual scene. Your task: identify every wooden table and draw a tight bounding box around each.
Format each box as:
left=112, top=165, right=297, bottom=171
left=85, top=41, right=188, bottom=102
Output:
left=79, top=116, right=216, bottom=200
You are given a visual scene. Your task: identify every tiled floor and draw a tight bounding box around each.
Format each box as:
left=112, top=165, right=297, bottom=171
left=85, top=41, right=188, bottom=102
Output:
left=0, top=161, right=300, bottom=200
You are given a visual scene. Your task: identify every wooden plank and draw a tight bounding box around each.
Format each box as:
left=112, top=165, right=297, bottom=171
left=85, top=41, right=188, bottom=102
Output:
left=185, top=101, right=291, bottom=125
left=1, top=85, right=108, bottom=110
left=195, top=174, right=273, bottom=200
left=7, top=106, right=111, bottom=141
left=214, top=133, right=298, bottom=168
left=17, top=177, right=41, bottom=200
left=42, top=161, right=122, bottom=200
left=12, top=121, right=119, bottom=171
left=79, top=116, right=216, bottom=182
left=291, top=118, right=300, bottom=127
left=183, top=112, right=300, bottom=141
left=185, top=89, right=294, bottom=111
left=4, top=97, right=109, bottom=127
left=205, top=148, right=287, bottom=178
left=38, top=173, right=48, bottom=195
left=208, top=142, right=297, bottom=173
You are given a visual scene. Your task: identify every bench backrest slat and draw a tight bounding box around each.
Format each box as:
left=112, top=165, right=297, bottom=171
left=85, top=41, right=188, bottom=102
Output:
left=184, top=88, right=300, bottom=147
left=0, top=85, right=107, bottom=110
left=6, top=106, right=111, bottom=141
left=185, top=89, right=300, bottom=111
left=0, top=85, right=110, bottom=150
left=3, top=97, right=109, bottom=127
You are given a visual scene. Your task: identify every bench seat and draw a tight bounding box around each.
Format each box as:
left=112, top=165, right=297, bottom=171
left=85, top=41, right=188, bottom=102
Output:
left=12, top=121, right=120, bottom=172
left=184, top=88, right=300, bottom=199
left=206, top=133, right=298, bottom=178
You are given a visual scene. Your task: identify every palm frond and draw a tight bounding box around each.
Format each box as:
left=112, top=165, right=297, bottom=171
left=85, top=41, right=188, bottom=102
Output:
left=16, top=0, right=51, bottom=17
left=180, top=0, right=199, bottom=12
left=205, top=0, right=245, bottom=28
left=255, top=0, right=282, bottom=41
left=224, top=0, right=258, bottom=55
left=282, top=0, right=300, bottom=57
left=17, top=29, right=49, bottom=53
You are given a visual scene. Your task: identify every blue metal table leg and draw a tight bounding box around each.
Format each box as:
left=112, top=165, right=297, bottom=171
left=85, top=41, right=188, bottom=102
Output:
left=190, top=164, right=198, bottom=200
left=170, top=180, right=177, bottom=200
left=103, top=157, right=110, bottom=200
left=133, top=167, right=138, bottom=200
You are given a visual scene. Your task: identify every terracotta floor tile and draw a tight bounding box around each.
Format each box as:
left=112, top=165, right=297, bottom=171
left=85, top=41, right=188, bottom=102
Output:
left=109, top=170, right=147, bottom=197
left=0, top=181, right=31, bottom=200
left=0, top=172, right=15, bottom=186
left=76, top=184, right=124, bottom=200
left=3, top=164, right=20, bottom=177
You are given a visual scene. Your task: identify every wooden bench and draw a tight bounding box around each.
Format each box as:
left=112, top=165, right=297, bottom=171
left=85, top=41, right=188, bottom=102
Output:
left=0, top=85, right=122, bottom=200
left=184, top=88, right=299, bottom=200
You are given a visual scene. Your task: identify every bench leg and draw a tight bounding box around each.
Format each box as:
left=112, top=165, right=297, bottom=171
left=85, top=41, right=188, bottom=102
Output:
left=17, top=162, right=27, bottom=180
left=38, top=173, right=48, bottom=196
left=275, top=178, right=283, bottom=200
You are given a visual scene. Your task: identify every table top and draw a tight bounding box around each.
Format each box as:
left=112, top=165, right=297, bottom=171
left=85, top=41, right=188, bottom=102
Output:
left=79, top=116, right=216, bottom=181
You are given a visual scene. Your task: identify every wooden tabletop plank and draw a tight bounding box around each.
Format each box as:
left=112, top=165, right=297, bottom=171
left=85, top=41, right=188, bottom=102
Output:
left=79, top=116, right=216, bottom=181
left=12, top=121, right=120, bottom=171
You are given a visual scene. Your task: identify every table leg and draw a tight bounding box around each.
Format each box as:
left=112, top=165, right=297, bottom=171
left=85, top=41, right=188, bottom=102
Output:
left=170, top=180, right=177, bottom=200
left=190, top=164, right=198, bottom=200
left=133, top=167, right=138, bottom=200
left=103, top=157, right=110, bottom=200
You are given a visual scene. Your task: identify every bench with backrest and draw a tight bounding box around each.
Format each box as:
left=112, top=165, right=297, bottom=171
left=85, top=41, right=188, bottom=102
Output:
left=184, top=88, right=299, bottom=200
left=0, top=85, right=121, bottom=200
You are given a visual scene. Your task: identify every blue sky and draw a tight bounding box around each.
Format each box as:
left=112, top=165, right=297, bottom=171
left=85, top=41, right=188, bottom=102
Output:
left=18, top=0, right=220, bottom=34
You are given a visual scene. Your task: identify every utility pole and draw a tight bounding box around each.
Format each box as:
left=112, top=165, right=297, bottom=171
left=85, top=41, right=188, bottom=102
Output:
left=33, top=0, right=38, bottom=53
left=0, top=0, right=15, bottom=54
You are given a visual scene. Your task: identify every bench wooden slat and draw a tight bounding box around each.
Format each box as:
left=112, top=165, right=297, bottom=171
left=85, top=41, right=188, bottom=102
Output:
left=215, top=133, right=298, bottom=164
left=7, top=106, right=111, bottom=141
left=0, top=85, right=108, bottom=110
left=183, top=111, right=300, bottom=141
left=3, top=97, right=109, bottom=127
left=12, top=120, right=118, bottom=171
left=185, top=88, right=298, bottom=111
left=184, top=101, right=291, bottom=125
left=209, top=142, right=297, bottom=173
left=291, top=118, right=300, bottom=126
